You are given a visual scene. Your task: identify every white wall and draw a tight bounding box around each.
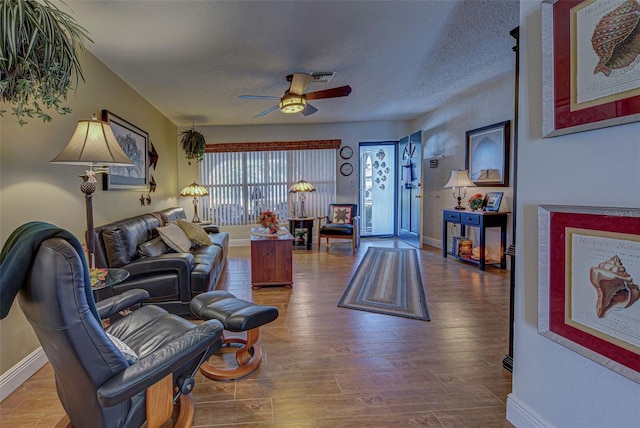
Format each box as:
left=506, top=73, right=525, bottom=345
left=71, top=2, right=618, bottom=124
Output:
left=411, top=73, right=515, bottom=256
left=508, top=2, right=640, bottom=427
left=181, top=121, right=409, bottom=240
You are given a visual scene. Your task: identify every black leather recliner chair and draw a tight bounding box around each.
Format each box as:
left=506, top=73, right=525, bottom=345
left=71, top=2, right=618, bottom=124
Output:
left=3, top=223, right=224, bottom=427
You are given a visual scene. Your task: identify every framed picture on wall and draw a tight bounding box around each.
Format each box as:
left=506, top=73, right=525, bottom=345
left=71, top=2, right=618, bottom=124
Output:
left=541, top=0, right=640, bottom=137
left=538, top=205, right=640, bottom=384
left=465, top=120, right=510, bottom=187
left=102, top=110, right=149, bottom=190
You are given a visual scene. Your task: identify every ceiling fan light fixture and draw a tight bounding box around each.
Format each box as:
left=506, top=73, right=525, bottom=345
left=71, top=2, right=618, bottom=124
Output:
left=279, top=94, right=306, bottom=114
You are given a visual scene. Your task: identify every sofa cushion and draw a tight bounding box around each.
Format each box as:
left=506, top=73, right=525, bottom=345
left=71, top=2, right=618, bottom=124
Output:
left=177, top=219, right=211, bottom=246
left=138, top=236, right=171, bottom=257
left=157, top=223, right=192, bottom=253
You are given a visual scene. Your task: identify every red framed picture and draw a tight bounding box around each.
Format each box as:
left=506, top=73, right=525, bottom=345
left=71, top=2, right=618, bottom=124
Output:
left=538, top=205, right=640, bottom=383
left=541, top=0, right=640, bottom=137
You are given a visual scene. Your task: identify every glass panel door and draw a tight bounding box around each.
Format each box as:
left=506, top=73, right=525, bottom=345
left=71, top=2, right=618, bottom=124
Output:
left=359, top=142, right=397, bottom=237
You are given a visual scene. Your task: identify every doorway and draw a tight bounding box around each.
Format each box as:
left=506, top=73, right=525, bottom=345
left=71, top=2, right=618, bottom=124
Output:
left=398, top=131, right=422, bottom=248
left=359, top=142, right=397, bottom=237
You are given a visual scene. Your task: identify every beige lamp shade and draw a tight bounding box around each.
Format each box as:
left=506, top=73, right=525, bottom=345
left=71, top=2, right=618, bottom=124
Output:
left=444, top=169, right=476, bottom=189
left=50, top=119, right=134, bottom=167
left=180, top=182, right=209, bottom=197
left=288, top=179, right=316, bottom=193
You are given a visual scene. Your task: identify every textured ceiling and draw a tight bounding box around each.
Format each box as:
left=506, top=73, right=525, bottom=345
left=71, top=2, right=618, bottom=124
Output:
left=56, top=0, right=519, bottom=127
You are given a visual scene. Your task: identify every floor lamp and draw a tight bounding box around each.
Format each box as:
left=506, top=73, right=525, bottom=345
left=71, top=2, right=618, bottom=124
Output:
left=51, top=116, right=134, bottom=268
left=180, top=182, right=209, bottom=222
left=288, top=179, right=315, bottom=218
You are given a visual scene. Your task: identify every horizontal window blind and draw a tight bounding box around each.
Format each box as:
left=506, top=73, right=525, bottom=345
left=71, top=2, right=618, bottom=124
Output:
left=199, top=149, right=336, bottom=225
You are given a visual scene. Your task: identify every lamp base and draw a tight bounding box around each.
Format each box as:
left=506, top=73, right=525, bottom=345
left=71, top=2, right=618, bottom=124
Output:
left=454, top=196, right=466, bottom=210
left=454, top=206, right=466, bottom=210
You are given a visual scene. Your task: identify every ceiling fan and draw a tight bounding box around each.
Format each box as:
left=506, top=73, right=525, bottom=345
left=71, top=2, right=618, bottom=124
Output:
left=239, top=72, right=352, bottom=118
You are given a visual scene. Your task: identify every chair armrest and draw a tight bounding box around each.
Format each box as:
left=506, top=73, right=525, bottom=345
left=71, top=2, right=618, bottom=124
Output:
left=96, top=289, right=150, bottom=319
left=97, top=319, right=223, bottom=407
left=318, top=216, right=329, bottom=226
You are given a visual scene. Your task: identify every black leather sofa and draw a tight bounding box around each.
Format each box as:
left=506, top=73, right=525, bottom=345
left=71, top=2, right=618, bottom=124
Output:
left=92, top=207, right=229, bottom=316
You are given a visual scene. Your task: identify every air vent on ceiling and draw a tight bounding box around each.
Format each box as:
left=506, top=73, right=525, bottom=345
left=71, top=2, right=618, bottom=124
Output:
left=309, top=72, right=335, bottom=83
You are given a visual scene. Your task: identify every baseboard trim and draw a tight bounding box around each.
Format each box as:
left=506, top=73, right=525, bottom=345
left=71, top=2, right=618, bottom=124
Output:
left=506, top=393, right=553, bottom=428
left=0, top=347, right=48, bottom=402
left=422, top=236, right=442, bottom=249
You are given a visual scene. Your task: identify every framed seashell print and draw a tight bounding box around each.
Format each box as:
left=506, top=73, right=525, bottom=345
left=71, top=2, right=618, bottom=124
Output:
left=538, top=205, right=640, bottom=383
left=542, top=0, right=640, bottom=137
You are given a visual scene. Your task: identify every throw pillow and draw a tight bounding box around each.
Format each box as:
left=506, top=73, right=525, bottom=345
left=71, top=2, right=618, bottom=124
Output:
left=138, top=236, right=171, bottom=257
left=157, top=222, right=192, bottom=253
left=177, top=219, right=212, bottom=246
left=106, top=332, right=139, bottom=365
left=331, top=206, right=353, bottom=224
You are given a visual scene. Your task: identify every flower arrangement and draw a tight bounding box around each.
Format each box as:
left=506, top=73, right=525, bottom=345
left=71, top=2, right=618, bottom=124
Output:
left=89, top=268, right=108, bottom=288
left=468, top=193, right=484, bottom=211
left=257, top=210, right=279, bottom=234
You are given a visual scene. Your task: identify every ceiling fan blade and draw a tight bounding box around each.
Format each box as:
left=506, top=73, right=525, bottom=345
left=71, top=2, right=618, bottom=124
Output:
left=239, top=95, right=280, bottom=100
left=289, top=73, right=314, bottom=96
left=301, top=103, right=318, bottom=116
left=254, top=105, right=279, bottom=118
left=305, top=85, right=352, bottom=100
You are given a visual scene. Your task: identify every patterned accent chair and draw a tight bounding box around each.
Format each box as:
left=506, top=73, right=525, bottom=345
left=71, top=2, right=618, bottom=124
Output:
left=318, top=204, right=359, bottom=254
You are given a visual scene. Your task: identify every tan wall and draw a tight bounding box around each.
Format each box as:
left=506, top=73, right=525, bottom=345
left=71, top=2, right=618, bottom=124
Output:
left=0, top=51, right=178, bottom=375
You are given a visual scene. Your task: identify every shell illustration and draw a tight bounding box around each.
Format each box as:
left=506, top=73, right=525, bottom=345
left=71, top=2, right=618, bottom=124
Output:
left=589, top=255, right=640, bottom=318
left=591, top=0, right=640, bottom=76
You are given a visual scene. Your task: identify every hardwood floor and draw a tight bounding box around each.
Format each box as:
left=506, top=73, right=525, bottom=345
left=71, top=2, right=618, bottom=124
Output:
left=0, top=238, right=514, bottom=427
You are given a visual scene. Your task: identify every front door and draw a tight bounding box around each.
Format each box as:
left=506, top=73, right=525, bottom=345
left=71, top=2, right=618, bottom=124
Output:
left=359, top=142, right=397, bottom=237
left=398, top=131, right=422, bottom=248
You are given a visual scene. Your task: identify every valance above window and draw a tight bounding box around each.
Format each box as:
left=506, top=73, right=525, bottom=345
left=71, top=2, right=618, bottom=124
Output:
left=205, top=139, right=341, bottom=153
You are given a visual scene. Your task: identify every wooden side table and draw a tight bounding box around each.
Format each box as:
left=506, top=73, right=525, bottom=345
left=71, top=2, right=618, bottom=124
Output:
left=442, top=209, right=509, bottom=270
left=287, top=217, right=314, bottom=250
left=250, top=230, right=294, bottom=289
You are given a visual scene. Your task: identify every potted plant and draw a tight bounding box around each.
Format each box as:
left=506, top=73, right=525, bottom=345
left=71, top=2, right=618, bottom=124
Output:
left=0, top=0, right=91, bottom=125
left=294, top=230, right=307, bottom=244
left=180, top=128, right=206, bottom=164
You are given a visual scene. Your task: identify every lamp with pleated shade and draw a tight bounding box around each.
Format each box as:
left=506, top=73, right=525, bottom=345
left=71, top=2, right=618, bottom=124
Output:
left=51, top=116, right=135, bottom=267
left=443, top=169, right=476, bottom=210
left=288, top=179, right=315, bottom=218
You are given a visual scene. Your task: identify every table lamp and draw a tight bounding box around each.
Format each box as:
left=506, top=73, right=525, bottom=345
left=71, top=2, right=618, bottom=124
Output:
left=180, top=182, right=209, bottom=222
left=51, top=115, right=135, bottom=267
left=288, top=179, right=315, bottom=218
left=443, top=169, right=476, bottom=210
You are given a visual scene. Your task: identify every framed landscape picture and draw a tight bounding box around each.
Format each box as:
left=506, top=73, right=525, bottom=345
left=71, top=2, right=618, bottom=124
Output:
left=465, top=121, right=510, bottom=187
left=102, top=110, right=149, bottom=190
left=538, top=205, right=640, bottom=383
left=542, top=0, right=640, bottom=137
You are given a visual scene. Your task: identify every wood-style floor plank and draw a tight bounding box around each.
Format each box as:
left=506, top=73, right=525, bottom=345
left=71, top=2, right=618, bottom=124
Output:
left=0, top=239, right=514, bottom=427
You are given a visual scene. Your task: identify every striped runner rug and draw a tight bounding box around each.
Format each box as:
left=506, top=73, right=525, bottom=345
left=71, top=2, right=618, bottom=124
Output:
left=338, top=247, right=430, bottom=321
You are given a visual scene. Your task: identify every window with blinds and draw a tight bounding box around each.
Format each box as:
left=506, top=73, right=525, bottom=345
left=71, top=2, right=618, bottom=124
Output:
left=199, top=149, right=336, bottom=225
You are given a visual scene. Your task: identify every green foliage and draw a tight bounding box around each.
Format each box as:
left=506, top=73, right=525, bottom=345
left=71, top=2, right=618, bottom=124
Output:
left=0, top=0, right=91, bottom=125
left=180, top=128, right=206, bottom=164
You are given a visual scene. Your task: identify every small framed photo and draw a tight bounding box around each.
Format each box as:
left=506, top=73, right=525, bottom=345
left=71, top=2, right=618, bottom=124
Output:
left=102, top=110, right=149, bottom=191
left=465, top=121, right=510, bottom=187
left=483, top=192, right=503, bottom=212
left=538, top=205, right=640, bottom=383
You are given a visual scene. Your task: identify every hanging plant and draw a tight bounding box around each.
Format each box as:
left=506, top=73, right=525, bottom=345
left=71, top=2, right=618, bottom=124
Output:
left=0, top=0, right=91, bottom=125
left=180, top=128, right=206, bottom=164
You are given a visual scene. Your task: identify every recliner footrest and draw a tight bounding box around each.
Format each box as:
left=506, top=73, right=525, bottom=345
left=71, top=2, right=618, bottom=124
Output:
left=190, top=291, right=279, bottom=380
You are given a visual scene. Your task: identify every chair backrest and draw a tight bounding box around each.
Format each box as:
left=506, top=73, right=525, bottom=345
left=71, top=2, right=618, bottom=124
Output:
left=18, top=237, right=135, bottom=428
left=326, top=204, right=358, bottom=225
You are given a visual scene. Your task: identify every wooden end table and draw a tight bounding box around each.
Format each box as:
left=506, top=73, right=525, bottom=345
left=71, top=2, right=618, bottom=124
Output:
left=250, top=228, right=294, bottom=289
left=287, top=217, right=315, bottom=250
